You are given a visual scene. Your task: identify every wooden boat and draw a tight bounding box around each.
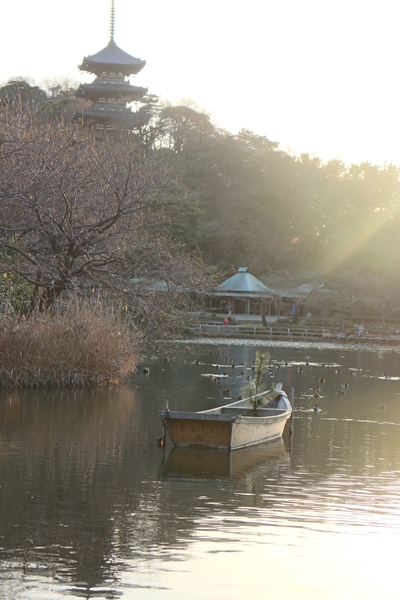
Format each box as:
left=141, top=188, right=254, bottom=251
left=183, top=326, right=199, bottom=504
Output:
left=159, top=383, right=292, bottom=451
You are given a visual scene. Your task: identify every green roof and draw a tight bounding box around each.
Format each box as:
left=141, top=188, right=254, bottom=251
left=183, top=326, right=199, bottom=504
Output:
left=215, top=268, right=271, bottom=294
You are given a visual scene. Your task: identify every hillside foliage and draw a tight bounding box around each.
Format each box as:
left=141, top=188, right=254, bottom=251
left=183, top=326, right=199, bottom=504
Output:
left=2, top=78, right=400, bottom=333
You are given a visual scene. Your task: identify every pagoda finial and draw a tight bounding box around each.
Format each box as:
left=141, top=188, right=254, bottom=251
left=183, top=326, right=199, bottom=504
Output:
left=110, top=0, right=115, bottom=43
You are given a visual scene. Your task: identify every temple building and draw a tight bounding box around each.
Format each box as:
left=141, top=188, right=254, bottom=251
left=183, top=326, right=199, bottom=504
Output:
left=75, top=0, right=147, bottom=140
left=209, top=267, right=318, bottom=319
left=210, top=267, right=272, bottom=316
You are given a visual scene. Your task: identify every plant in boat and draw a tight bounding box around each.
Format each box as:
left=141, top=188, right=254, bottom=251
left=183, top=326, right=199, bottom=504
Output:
left=244, top=351, right=270, bottom=411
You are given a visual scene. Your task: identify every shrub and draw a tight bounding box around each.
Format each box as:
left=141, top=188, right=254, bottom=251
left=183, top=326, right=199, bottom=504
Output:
left=0, top=299, right=140, bottom=388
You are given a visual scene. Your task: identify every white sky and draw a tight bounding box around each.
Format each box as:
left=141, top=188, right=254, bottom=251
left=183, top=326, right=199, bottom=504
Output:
left=2, top=0, right=400, bottom=167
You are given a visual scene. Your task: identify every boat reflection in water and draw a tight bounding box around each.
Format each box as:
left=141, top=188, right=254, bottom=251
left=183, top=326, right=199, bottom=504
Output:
left=159, top=437, right=289, bottom=482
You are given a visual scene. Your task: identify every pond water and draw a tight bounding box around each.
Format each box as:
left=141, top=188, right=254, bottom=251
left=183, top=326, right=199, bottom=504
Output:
left=1, top=339, right=400, bottom=599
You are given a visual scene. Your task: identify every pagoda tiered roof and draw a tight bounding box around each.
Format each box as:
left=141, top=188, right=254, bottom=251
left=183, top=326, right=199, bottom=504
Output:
left=75, top=104, right=142, bottom=124
left=75, top=1, right=147, bottom=133
left=76, top=78, right=147, bottom=102
left=78, top=41, right=146, bottom=77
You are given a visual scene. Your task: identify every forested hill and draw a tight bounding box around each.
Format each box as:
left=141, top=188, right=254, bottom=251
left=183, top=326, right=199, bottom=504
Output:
left=161, top=106, right=400, bottom=279
left=3, top=79, right=400, bottom=284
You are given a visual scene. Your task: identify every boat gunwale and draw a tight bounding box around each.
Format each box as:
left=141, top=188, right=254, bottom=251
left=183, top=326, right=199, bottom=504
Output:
left=159, top=388, right=292, bottom=424
left=159, top=411, right=236, bottom=422
left=200, top=387, right=283, bottom=412
left=159, top=407, right=290, bottom=423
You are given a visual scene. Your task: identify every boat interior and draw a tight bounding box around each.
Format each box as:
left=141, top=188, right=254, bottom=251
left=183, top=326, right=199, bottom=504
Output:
left=210, top=406, right=288, bottom=417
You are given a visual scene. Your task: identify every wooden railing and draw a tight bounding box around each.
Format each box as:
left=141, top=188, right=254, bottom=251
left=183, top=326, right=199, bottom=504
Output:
left=188, top=323, right=400, bottom=343
left=189, top=324, right=330, bottom=339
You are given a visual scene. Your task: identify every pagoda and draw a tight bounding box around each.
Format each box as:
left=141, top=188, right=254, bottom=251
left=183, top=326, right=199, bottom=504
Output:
left=75, top=0, right=147, bottom=139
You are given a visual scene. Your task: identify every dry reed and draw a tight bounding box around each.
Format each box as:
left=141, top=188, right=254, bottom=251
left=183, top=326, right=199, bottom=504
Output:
left=0, top=299, right=140, bottom=388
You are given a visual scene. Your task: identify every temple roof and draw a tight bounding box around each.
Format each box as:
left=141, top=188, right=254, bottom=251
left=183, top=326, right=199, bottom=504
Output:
left=74, top=105, right=150, bottom=129
left=214, top=268, right=271, bottom=294
left=76, top=106, right=138, bottom=120
left=76, top=80, right=147, bottom=101
left=79, top=41, right=146, bottom=76
left=75, top=2, right=147, bottom=127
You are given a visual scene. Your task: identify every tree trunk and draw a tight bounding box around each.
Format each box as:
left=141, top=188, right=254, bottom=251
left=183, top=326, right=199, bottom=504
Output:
left=261, top=303, right=267, bottom=327
left=26, top=284, right=64, bottom=314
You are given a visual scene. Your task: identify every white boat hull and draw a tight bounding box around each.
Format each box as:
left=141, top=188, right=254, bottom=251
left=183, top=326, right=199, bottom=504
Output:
left=230, top=414, right=289, bottom=449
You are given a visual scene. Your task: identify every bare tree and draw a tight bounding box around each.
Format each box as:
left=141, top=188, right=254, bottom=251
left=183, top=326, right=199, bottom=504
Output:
left=330, top=269, right=400, bottom=334
left=160, top=101, right=215, bottom=153
left=40, top=76, right=79, bottom=99
left=0, top=104, right=212, bottom=348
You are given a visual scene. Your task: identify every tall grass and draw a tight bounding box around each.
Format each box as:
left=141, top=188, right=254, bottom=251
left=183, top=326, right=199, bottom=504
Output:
left=0, top=299, right=140, bottom=388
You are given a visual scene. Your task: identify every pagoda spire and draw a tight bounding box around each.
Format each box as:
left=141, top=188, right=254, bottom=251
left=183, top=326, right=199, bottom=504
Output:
left=76, top=0, right=147, bottom=138
left=109, top=0, right=115, bottom=44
